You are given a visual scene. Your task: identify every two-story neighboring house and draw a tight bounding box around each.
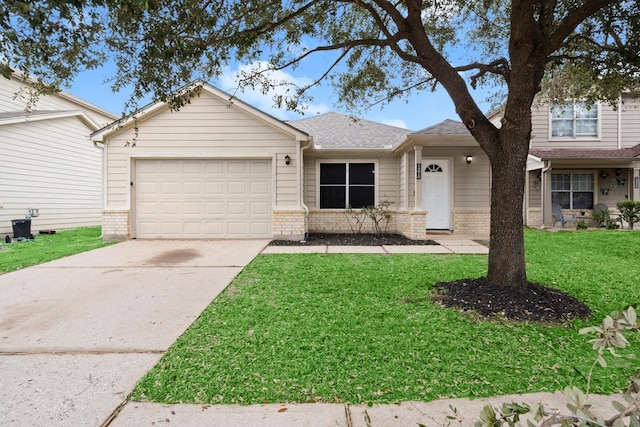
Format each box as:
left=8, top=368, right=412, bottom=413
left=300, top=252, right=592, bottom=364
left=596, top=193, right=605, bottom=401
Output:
left=524, top=94, right=640, bottom=228
left=0, top=72, right=117, bottom=237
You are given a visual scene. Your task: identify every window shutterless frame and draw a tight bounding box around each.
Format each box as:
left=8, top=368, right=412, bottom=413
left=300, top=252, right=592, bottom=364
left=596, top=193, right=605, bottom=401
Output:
left=550, top=101, right=600, bottom=139
left=318, top=161, right=377, bottom=209
left=551, top=171, right=596, bottom=210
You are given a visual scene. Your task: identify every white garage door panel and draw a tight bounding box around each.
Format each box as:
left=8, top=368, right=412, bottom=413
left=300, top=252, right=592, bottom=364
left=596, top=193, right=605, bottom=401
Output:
left=135, top=159, right=272, bottom=238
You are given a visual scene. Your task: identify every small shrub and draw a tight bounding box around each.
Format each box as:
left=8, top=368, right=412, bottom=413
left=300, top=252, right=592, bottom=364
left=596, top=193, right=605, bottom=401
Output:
left=343, top=200, right=394, bottom=235
left=577, top=219, right=588, bottom=230
left=617, top=201, right=640, bottom=230
left=344, top=206, right=368, bottom=233
left=592, top=205, right=612, bottom=228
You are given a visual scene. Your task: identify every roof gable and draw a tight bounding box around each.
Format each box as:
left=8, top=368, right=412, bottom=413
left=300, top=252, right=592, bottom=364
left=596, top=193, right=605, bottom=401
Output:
left=0, top=109, right=100, bottom=130
left=412, top=119, right=470, bottom=136
left=91, top=81, right=309, bottom=142
left=6, top=69, right=117, bottom=121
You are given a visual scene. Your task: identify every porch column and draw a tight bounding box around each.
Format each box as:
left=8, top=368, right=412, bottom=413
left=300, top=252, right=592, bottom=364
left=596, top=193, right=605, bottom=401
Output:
left=414, top=146, right=423, bottom=210
left=634, top=168, right=640, bottom=201
left=541, top=162, right=553, bottom=226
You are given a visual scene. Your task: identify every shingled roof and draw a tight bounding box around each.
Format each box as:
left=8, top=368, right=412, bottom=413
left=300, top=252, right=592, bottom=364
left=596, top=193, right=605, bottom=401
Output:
left=287, top=112, right=410, bottom=149
left=411, top=119, right=470, bottom=135
left=530, top=144, right=640, bottom=160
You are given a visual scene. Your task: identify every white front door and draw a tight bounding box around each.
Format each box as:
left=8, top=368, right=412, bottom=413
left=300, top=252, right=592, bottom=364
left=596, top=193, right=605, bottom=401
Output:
left=422, top=159, right=451, bottom=229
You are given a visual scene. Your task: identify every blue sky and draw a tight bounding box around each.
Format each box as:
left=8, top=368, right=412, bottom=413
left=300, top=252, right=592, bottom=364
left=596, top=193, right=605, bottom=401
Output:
left=65, top=60, right=493, bottom=132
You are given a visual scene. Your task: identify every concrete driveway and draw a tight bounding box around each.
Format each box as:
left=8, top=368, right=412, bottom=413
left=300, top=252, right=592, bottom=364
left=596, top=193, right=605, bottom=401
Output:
left=0, top=239, right=269, bottom=426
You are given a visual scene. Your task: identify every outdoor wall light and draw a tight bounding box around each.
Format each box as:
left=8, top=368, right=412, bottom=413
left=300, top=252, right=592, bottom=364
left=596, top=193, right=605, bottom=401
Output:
left=465, top=155, right=473, bottom=164
left=284, top=155, right=291, bottom=165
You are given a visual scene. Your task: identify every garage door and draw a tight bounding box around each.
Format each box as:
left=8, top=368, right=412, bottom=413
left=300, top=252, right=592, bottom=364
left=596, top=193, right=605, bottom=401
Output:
left=135, top=159, right=272, bottom=238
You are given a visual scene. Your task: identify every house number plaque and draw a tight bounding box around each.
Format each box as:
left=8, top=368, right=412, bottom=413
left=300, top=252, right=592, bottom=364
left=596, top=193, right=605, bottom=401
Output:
left=416, top=163, right=422, bottom=180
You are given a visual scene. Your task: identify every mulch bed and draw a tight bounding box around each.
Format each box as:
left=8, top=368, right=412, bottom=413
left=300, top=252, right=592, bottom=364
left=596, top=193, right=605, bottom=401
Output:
left=432, top=278, right=591, bottom=322
left=269, top=233, right=439, bottom=246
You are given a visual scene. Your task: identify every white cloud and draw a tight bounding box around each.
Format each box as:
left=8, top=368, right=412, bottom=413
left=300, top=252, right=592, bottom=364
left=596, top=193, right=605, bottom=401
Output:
left=217, top=61, right=330, bottom=120
left=378, top=118, right=409, bottom=129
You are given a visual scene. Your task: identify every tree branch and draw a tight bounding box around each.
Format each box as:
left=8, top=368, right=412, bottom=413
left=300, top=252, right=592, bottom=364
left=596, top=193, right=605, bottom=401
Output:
left=544, top=0, right=619, bottom=56
left=454, top=58, right=511, bottom=88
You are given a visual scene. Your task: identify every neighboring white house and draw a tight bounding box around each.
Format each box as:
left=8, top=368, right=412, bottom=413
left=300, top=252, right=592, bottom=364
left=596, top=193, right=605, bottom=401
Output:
left=0, top=73, right=117, bottom=237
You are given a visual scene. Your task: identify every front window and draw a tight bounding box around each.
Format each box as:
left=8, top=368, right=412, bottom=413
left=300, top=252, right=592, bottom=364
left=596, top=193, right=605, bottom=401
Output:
left=551, top=172, right=594, bottom=209
left=551, top=102, right=598, bottom=138
left=319, top=162, right=375, bottom=208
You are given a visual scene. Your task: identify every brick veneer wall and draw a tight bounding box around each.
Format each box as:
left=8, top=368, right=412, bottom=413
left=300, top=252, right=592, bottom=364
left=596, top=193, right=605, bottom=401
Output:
left=102, top=209, right=130, bottom=241
left=272, top=209, right=306, bottom=240
left=307, top=209, right=398, bottom=235
left=452, top=209, right=490, bottom=234
left=526, top=208, right=543, bottom=227
left=306, top=209, right=430, bottom=240
left=396, top=210, right=428, bottom=240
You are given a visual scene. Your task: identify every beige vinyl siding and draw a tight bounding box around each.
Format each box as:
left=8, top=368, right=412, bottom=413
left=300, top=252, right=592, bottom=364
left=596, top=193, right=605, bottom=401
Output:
left=621, top=95, right=640, bottom=149
left=304, top=157, right=316, bottom=207
left=0, top=116, right=102, bottom=234
left=398, top=152, right=407, bottom=209
left=422, top=146, right=490, bottom=209
left=302, top=155, right=397, bottom=208
left=1, top=76, right=115, bottom=126
left=104, top=93, right=299, bottom=209
left=528, top=171, right=542, bottom=208
left=531, top=103, right=620, bottom=150
left=379, top=157, right=399, bottom=204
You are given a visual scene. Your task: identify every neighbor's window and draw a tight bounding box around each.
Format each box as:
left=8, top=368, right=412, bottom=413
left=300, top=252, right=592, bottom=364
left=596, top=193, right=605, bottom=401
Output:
left=551, top=172, right=594, bottom=209
left=551, top=102, right=599, bottom=138
left=319, top=162, right=375, bottom=208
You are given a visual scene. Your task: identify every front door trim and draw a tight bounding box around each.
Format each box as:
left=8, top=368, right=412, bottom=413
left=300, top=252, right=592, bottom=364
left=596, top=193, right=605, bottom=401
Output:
left=421, top=157, right=453, bottom=230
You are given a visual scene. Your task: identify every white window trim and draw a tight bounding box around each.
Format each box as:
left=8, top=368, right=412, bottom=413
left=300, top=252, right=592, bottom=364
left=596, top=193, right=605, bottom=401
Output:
left=550, top=170, right=597, bottom=209
left=549, top=102, right=601, bottom=141
left=315, top=159, right=379, bottom=209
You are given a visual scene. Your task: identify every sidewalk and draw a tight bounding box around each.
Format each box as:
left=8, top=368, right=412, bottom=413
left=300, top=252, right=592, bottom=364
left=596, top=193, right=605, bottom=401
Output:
left=109, top=391, right=624, bottom=426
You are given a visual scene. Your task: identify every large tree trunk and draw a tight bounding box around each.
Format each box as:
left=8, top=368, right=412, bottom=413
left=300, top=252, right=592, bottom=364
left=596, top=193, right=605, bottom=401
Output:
left=486, top=141, right=528, bottom=287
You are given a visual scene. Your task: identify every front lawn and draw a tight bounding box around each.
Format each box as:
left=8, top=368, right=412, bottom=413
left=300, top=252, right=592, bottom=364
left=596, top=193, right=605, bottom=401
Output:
left=131, top=229, right=640, bottom=405
left=0, top=226, right=113, bottom=274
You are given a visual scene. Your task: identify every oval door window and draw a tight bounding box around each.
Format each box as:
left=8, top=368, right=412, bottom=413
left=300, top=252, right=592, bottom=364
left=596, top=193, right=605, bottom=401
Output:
left=425, top=164, right=443, bottom=173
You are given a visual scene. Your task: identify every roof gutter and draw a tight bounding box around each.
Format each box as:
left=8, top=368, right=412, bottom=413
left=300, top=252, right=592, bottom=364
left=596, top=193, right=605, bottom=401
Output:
left=92, top=140, right=107, bottom=237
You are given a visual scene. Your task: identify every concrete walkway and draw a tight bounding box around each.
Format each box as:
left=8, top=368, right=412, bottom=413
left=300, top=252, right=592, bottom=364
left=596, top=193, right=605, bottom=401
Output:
left=262, top=234, right=490, bottom=255
left=3, top=236, right=622, bottom=426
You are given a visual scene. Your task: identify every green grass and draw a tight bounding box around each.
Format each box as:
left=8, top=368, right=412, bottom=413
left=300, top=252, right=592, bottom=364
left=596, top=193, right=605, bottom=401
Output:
left=0, top=226, right=113, bottom=273
left=131, top=229, right=640, bottom=405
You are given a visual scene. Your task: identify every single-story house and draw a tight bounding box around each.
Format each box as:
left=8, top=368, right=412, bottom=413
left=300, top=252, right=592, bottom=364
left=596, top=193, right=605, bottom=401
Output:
left=0, top=72, right=117, bottom=237
left=91, top=81, right=490, bottom=241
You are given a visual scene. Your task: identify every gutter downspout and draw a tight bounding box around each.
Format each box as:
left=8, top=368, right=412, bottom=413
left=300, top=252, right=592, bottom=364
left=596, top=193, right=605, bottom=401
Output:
left=93, top=140, right=106, bottom=238
left=617, top=95, right=623, bottom=150
left=300, top=138, right=312, bottom=241
left=541, top=160, right=552, bottom=226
